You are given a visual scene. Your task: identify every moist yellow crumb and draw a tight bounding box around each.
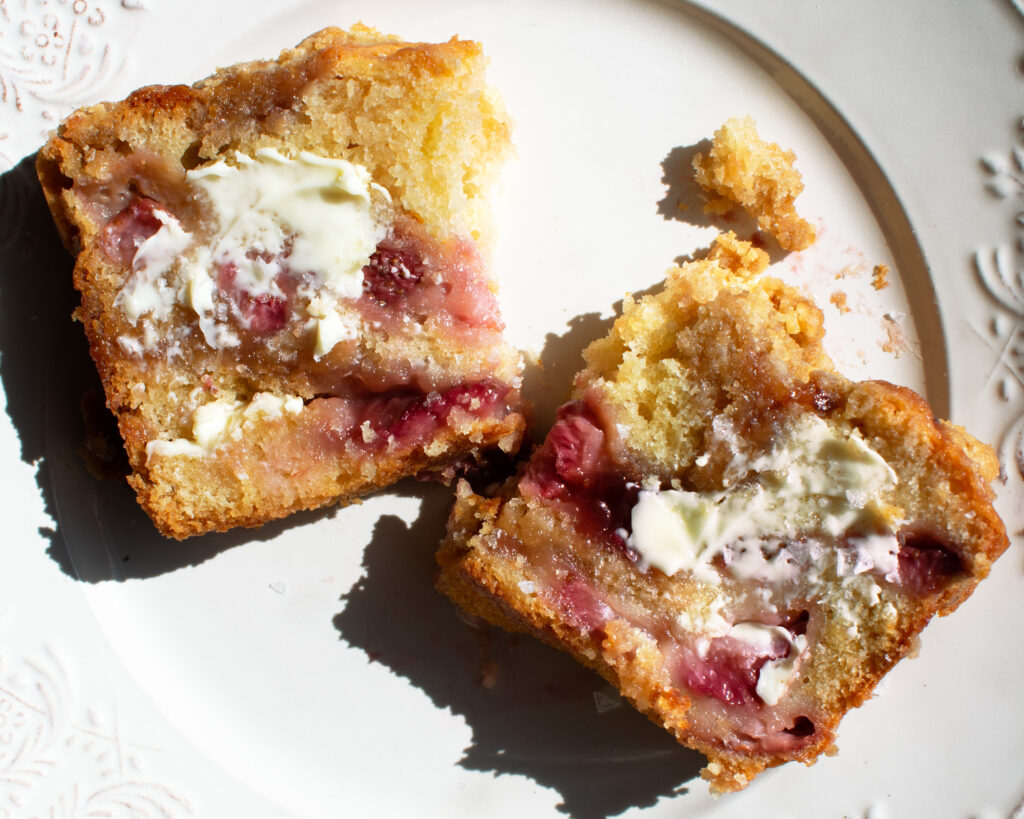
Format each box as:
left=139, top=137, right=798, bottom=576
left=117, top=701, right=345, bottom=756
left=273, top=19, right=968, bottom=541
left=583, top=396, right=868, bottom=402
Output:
left=872, top=263, right=890, bottom=290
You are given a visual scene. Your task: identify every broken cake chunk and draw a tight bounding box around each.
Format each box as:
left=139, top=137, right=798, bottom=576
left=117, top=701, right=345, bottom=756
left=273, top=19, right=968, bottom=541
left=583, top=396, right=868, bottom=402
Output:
left=693, top=116, right=816, bottom=251
left=436, top=232, right=1007, bottom=792
left=37, top=26, right=527, bottom=537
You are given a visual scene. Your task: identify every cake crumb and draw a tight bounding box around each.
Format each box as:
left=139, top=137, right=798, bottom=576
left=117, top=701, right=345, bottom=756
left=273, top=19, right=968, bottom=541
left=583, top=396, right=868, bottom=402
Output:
left=829, top=292, right=851, bottom=314
left=692, top=116, right=816, bottom=252
left=880, top=314, right=912, bottom=358
left=38, top=26, right=527, bottom=540
left=834, top=263, right=864, bottom=280
left=872, top=263, right=890, bottom=290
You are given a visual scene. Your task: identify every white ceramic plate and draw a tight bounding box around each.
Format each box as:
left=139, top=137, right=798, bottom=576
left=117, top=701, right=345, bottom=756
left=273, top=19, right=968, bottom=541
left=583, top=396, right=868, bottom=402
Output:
left=2, top=1, right=1023, bottom=816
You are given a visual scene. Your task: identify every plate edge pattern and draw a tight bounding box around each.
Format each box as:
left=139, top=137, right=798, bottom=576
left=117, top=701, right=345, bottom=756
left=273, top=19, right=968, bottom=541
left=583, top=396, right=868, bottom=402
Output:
left=0, top=644, right=193, bottom=818
left=975, top=106, right=1024, bottom=519
left=0, top=0, right=149, bottom=170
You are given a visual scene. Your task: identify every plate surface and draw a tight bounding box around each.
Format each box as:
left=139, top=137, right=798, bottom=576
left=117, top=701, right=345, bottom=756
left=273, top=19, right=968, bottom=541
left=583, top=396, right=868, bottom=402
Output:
left=1, top=1, right=1022, bottom=817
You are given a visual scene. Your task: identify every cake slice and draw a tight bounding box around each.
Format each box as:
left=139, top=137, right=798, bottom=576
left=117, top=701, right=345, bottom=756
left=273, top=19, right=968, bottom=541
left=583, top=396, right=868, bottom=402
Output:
left=37, top=25, right=527, bottom=538
left=436, top=232, right=1008, bottom=792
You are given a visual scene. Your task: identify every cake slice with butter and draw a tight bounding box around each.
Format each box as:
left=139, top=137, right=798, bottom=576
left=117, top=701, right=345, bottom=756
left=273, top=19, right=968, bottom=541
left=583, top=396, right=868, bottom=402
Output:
left=37, top=26, right=526, bottom=538
left=436, top=232, right=1008, bottom=792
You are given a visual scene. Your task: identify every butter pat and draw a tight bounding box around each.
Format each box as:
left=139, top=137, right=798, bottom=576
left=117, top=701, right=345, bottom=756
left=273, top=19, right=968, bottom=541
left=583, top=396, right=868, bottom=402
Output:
left=307, top=295, right=357, bottom=359
left=193, top=398, right=244, bottom=449
left=188, top=148, right=380, bottom=301
left=629, top=416, right=898, bottom=580
left=117, top=210, right=191, bottom=322
left=145, top=392, right=305, bottom=463
left=117, top=148, right=384, bottom=358
left=729, top=622, right=807, bottom=706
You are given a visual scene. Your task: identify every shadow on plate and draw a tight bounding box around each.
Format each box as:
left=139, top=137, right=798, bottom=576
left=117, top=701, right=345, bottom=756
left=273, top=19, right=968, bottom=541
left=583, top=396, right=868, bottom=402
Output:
left=0, top=154, right=84, bottom=576
left=333, top=482, right=704, bottom=819
left=519, top=310, right=611, bottom=438
left=333, top=310, right=707, bottom=818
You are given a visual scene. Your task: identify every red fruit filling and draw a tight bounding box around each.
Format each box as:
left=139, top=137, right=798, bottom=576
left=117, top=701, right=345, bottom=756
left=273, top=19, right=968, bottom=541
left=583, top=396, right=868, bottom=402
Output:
left=897, top=530, right=964, bottom=596
left=548, top=407, right=607, bottom=486
left=216, top=260, right=293, bottom=335
left=362, top=244, right=425, bottom=305
left=310, top=381, right=514, bottom=455
left=654, top=609, right=819, bottom=753
left=356, top=220, right=503, bottom=335
left=389, top=383, right=505, bottom=443
left=98, top=197, right=165, bottom=266
left=555, top=577, right=614, bottom=636
left=673, top=627, right=791, bottom=707
left=520, top=401, right=639, bottom=553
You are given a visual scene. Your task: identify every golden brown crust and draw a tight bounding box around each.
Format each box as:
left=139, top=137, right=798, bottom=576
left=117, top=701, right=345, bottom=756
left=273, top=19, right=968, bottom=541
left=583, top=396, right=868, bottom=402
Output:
left=38, top=26, right=525, bottom=538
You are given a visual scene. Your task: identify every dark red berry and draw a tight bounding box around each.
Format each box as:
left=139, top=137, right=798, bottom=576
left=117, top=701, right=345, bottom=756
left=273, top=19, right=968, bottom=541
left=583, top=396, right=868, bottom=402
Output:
left=897, top=530, right=963, bottom=596
left=99, top=198, right=164, bottom=266
left=362, top=245, right=424, bottom=305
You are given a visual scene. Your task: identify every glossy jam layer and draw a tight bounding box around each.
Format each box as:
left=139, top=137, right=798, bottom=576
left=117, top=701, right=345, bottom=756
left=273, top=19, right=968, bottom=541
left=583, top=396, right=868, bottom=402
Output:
left=308, top=381, right=513, bottom=455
